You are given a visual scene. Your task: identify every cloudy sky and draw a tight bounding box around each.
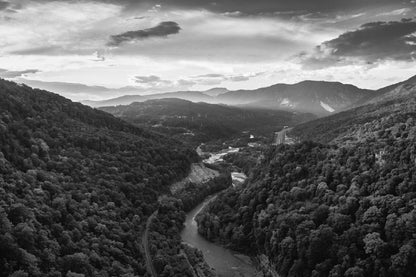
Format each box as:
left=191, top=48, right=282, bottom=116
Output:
left=0, top=0, right=415, bottom=100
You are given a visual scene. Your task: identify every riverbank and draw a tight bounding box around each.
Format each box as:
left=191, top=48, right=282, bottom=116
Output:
left=171, top=163, right=232, bottom=212
left=144, top=143, right=261, bottom=276
left=181, top=194, right=262, bottom=277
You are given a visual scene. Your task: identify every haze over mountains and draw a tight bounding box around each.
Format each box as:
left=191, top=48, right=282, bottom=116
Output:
left=81, top=76, right=416, bottom=116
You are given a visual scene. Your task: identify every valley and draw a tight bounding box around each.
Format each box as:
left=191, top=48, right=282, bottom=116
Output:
left=181, top=194, right=260, bottom=277
left=1, top=73, right=416, bottom=277
left=84, top=80, right=373, bottom=116
left=3, top=2, right=416, bottom=276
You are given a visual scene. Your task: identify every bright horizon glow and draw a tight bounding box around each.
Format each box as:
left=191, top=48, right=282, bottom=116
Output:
left=0, top=0, right=415, bottom=100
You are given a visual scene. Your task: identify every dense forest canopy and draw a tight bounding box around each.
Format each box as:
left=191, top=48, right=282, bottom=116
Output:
left=0, top=79, right=197, bottom=276
left=198, top=92, right=416, bottom=277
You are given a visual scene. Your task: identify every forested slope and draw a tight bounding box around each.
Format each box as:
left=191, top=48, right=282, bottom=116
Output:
left=197, top=92, right=416, bottom=276
left=101, top=98, right=311, bottom=145
left=0, top=79, right=197, bottom=276
left=290, top=75, right=416, bottom=145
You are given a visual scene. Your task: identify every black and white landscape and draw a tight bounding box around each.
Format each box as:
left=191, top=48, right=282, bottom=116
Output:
left=1, top=1, right=416, bottom=277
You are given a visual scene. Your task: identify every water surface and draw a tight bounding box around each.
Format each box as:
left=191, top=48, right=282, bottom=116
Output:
left=181, top=195, right=260, bottom=277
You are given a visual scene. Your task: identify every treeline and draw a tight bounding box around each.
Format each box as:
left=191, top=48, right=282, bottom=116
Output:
left=0, top=79, right=197, bottom=276
left=172, top=172, right=231, bottom=212
left=197, top=133, right=416, bottom=276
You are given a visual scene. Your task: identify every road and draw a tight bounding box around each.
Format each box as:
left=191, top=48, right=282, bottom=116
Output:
left=143, top=211, right=158, bottom=277
left=273, top=127, right=293, bottom=145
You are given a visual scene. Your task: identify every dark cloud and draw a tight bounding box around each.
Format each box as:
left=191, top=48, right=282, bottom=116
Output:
left=299, top=18, right=416, bottom=68
left=108, top=21, right=181, bottom=46
left=17, top=0, right=415, bottom=16
left=0, top=68, right=40, bottom=78
left=160, top=0, right=403, bottom=15
left=134, top=75, right=169, bottom=84
left=0, top=1, right=9, bottom=10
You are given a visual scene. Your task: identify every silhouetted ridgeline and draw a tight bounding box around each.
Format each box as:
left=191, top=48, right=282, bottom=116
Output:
left=0, top=79, right=198, bottom=276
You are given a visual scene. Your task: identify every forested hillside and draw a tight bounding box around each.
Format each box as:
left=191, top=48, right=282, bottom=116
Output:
left=0, top=79, right=197, bottom=276
left=101, top=98, right=311, bottom=145
left=290, top=75, right=416, bottom=145
left=197, top=92, right=416, bottom=276
left=290, top=95, right=416, bottom=145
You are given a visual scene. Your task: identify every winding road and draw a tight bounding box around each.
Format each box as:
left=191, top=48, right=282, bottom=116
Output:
left=143, top=211, right=158, bottom=277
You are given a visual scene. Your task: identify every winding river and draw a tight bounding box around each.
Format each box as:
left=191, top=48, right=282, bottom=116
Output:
left=180, top=194, right=260, bottom=277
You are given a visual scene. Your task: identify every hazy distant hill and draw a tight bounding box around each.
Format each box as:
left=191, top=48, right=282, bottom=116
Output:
left=100, top=98, right=313, bottom=145
left=217, top=80, right=373, bottom=115
left=202, top=87, right=229, bottom=97
left=83, top=90, right=215, bottom=107
left=84, top=80, right=374, bottom=116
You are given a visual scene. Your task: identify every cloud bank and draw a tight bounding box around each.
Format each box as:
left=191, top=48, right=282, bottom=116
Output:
left=16, top=0, right=415, bottom=16
left=299, top=18, right=416, bottom=68
left=0, top=68, right=40, bottom=78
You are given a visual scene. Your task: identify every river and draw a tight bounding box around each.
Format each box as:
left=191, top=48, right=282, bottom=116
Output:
left=180, top=194, right=261, bottom=277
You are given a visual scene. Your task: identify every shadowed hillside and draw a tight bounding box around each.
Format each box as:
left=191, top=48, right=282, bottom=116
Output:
left=0, top=79, right=197, bottom=276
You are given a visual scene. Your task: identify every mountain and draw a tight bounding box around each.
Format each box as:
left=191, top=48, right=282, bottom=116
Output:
left=82, top=94, right=146, bottom=107
left=196, top=78, right=416, bottom=277
left=202, top=87, right=229, bottom=97
left=100, top=98, right=313, bottom=145
left=0, top=79, right=197, bottom=276
left=83, top=90, right=214, bottom=107
left=290, top=75, right=416, bottom=144
left=83, top=80, right=373, bottom=116
left=216, top=81, right=373, bottom=115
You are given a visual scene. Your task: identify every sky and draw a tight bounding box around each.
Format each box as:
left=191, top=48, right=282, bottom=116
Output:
left=0, top=0, right=415, bottom=100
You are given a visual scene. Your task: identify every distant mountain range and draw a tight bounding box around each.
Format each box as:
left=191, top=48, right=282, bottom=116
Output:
left=83, top=90, right=216, bottom=107
left=21, top=75, right=416, bottom=116
left=82, top=80, right=376, bottom=115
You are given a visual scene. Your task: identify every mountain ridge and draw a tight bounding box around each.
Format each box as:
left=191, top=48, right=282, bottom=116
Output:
left=82, top=80, right=375, bottom=116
